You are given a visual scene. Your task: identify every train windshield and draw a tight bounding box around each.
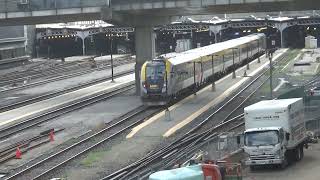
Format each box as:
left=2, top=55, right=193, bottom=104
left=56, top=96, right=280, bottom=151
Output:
left=146, top=63, right=165, bottom=80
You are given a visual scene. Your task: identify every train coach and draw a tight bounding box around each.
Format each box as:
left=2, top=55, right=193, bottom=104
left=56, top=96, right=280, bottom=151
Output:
left=141, top=33, right=266, bottom=106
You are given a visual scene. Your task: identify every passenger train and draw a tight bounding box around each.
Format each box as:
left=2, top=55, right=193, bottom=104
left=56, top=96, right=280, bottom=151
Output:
left=141, top=34, right=266, bottom=106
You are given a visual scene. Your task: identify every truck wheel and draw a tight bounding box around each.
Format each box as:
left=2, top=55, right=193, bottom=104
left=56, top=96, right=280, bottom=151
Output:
left=295, top=147, right=302, bottom=161
left=281, top=154, right=288, bottom=169
left=300, top=146, right=304, bottom=160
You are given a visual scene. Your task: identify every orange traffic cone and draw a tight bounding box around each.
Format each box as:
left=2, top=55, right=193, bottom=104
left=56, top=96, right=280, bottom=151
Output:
left=49, top=130, right=54, bottom=142
left=15, top=146, right=22, bottom=159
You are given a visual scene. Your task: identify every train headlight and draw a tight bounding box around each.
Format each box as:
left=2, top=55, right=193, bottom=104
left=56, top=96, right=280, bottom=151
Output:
left=162, top=84, right=167, bottom=93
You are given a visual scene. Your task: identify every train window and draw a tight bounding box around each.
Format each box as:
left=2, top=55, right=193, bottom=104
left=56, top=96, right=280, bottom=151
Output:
left=146, top=64, right=165, bottom=80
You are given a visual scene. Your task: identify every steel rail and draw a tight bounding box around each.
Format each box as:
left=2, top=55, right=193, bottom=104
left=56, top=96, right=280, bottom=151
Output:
left=0, top=83, right=135, bottom=140
left=0, top=56, right=134, bottom=93
left=0, top=69, right=134, bottom=113
left=5, top=107, right=162, bottom=180
left=103, top=50, right=292, bottom=179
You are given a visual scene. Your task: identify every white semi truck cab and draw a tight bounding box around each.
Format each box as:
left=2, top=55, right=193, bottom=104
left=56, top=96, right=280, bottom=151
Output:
left=243, top=98, right=308, bottom=169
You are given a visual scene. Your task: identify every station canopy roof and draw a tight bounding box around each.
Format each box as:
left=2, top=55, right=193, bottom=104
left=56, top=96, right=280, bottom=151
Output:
left=36, top=10, right=320, bottom=30
left=171, top=10, right=320, bottom=24
left=36, top=20, right=113, bottom=30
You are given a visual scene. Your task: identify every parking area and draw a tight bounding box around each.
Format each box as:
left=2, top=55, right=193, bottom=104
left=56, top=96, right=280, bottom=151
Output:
left=243, top=142, right=320, bottom=180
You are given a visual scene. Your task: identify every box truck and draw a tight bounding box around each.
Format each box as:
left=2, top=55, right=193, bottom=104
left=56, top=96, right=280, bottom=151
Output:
left=244, top=98, right=308, bottom=169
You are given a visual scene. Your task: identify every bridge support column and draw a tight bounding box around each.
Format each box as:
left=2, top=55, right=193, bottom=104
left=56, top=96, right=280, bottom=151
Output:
left=76, top=31, right=89, bottom=56
left=135, top=26, right=156, bottom=95
left=275, top=22, right=288, bottom=48
left=209, top=25, right=222, bottom=44
left=24, top=25, right=36, bottom=57
left=280, top=30, right=285, bottom=48
left=82, top=38, right=86, bottom=55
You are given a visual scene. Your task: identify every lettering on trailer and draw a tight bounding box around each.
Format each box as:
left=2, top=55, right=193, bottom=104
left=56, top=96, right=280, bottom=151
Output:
left=254, top=115, right=280, bottom=120
left=275, top=111, right=284, bottom=114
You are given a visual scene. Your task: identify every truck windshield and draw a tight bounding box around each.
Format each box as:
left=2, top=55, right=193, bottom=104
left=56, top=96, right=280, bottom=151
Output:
left=245, top=130, right=279, bottom=146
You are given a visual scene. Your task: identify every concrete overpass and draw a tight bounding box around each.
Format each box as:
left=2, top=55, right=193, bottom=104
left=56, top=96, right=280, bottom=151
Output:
left=0, top=0, right=319, bottom=26
left=1, top=0, right=320, bottom=93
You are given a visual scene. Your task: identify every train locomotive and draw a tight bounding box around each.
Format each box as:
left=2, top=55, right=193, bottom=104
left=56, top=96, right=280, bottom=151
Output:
left=141, top=34, right=266, bottom=106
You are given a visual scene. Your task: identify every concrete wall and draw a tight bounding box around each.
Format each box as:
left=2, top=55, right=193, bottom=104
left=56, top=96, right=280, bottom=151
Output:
left=0, top=26, right=27, bottom=60
left=0, top=0, right=109, bottom=12
left=25, top=25, right=36, bottom=56
left=0, top=26, right=24, bottom=39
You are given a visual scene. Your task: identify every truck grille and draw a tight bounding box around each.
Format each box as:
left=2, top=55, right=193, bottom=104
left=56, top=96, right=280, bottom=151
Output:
left=250, top=154, right=277, bottom=160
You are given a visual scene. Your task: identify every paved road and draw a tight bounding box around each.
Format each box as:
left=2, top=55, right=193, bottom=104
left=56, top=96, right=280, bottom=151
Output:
left=243, top=142, right=320, bottom=180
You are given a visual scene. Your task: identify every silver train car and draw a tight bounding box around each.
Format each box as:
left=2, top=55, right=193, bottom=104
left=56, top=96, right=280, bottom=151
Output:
left=140, top=34, right=266, bottom=106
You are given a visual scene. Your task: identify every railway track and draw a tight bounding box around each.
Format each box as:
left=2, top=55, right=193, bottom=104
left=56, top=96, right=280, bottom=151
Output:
left=0, top=69, right=134, bottom=113
left=104, top=114, right=245, bottom=180
left=4, top=106, right=162, bottom=180
left=0, top=59, right=88, bottom=86
left=0, top=55, right=134, bottom=92
left=0, top=56, right=118, bottom=83
left=4, top=50, right=296, bottom=179
left=0, top=82, right=135, bottom=141
left=0, top=128, right=65, bottom=164
left=103, top=50, right=295, bottom=179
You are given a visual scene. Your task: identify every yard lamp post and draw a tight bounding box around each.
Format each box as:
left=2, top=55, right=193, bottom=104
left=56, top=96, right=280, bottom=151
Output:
left=211, top=54, right=220, bottom=91
left=269, top=52, right=274, bottom=99
left=109, top=33, right=115, bottom=83
left=231, top=48, right=239, bottom=79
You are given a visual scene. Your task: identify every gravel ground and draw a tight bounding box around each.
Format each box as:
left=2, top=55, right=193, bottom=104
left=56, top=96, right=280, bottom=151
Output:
left=0, top=61, right=135, bottom=108
left=0, top=88, right=142, bottom=175
left=37, top=50, right=289, bottom=179
left=5, top=48, right=319, bottom=180
left=243, top=142, right=320, bottom=180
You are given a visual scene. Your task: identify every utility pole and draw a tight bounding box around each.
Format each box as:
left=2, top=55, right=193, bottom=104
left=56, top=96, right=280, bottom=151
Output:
left=193, top=61, right=196, bottom=95
left=246, top=44, right=250, bottom=70
left=232, top=48, right=237, bottom=79
left=269, top=52, right=273, bottom=99
left=257, top=39, right=261, bottom=63
left=211, top=55, right=216, bottom=91
left=110, top=34, right=115, bottom=83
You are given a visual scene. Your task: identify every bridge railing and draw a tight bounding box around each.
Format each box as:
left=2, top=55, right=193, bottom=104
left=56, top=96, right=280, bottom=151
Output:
left=111, top=0, right=291, bottom=10
left=0, top=0, right=110, bottom=13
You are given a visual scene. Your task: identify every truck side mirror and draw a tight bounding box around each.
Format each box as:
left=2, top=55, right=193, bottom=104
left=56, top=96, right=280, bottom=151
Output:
left=236, top=135, right=241, bottom=145
left=286, top=133, right=290, bottom=141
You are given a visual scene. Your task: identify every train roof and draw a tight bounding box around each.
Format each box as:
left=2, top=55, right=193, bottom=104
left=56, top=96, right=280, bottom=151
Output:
left=168, top=33, right=265, bottom=66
